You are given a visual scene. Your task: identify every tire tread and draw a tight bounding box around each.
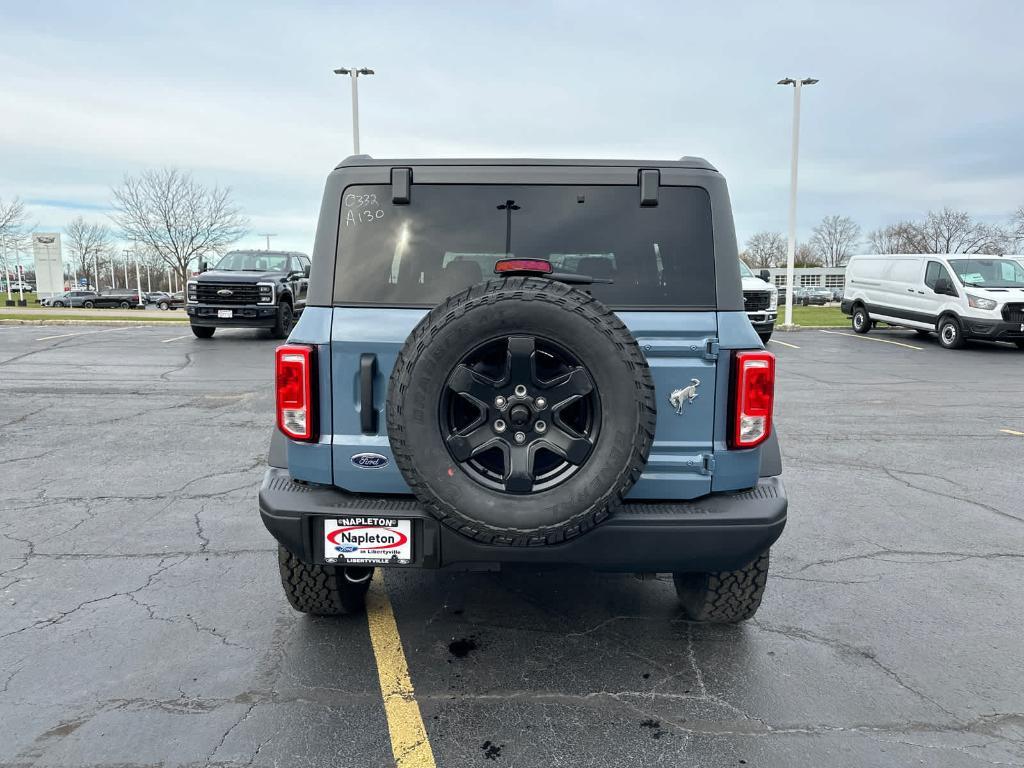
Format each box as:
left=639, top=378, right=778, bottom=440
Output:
left=277, top=546, right=369, bottom=615
left=673, top=551, right=770, bottom=623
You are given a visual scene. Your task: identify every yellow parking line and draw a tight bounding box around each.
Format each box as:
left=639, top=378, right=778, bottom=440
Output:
left=768, top=338, right=800, bottom=349
left=999, top=428, right=1024, bottom=437
left=818, top=329, right=923, bottom=351
left=366, top=574, right=437, bottom=768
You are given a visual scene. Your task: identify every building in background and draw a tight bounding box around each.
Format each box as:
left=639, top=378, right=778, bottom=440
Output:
left=766, top=266, right=847, bottom=291
left=32, top=233, right=64, bottom=297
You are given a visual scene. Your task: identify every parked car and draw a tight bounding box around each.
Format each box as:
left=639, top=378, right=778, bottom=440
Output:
left=47, top=290, right=100, bottom=308
left=777, top=286, right=809, bottom=306
left=8, top=281, right=34, bottom=292
left=259, top=155, right=786, bottom=624
left=805, top=287, right=833, bottom=305
left=842, top=253, right=1024, bottom=349
left=186, top=250, right=310, bottom=338
left=739, top=261, right=777, bottom=343
left=94, top=290, right=144, bottom=308
left=831, top=287, right=844, bottom=302
left=152, top=291, right=185, bottom=310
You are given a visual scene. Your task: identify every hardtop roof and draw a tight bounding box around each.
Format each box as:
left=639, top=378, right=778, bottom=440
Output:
left=335, top=155, right=718, bottom=172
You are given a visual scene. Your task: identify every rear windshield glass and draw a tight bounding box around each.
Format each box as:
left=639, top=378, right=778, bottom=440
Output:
left=333, top=184, right=715, bottom=308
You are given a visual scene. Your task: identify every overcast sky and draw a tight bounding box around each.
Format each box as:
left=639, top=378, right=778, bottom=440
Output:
left=1, top=1, right=1021, bottom=256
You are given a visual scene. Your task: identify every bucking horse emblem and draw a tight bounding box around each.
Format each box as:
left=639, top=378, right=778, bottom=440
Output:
left=668, top=378, right=701, bottom=415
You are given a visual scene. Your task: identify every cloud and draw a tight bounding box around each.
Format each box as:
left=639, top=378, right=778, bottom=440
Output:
left=1, top=0, right=1022, bottom=253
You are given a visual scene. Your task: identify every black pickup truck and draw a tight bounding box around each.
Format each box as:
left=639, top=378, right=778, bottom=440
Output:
left=186, top=250, right=311, bottom=339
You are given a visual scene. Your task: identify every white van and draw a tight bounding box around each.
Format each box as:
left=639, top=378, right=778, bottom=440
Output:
left=841, top=254, right=1024, bottom=350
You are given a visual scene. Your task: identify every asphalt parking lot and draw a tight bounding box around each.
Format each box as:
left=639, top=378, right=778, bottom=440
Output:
left=1, top=323, right=1022, bottom=767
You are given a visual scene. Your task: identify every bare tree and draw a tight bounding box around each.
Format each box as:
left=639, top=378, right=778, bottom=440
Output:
left=866, top=222, right=921, bottom=254
left=0, top=196, right=28, bottom=239
left=745, top=231, right=787, bottom=268
left=1009, top=206, right=1024, bottom=250
left=110, top=168, right=248, bottom=287
left=810, top=215, right=860, bottom=267
left=0, top=197, right=31, bottom=291
left=913, top=208, right=1006, bottom=254
left=134, top=243, right=173, bottom=292
left=794, top=242, right=821, bottom=267
left=65, top=217, right=112, bottom=290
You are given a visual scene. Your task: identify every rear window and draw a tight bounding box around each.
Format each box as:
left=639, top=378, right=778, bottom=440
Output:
left=333, top=184, right=715, bottom=309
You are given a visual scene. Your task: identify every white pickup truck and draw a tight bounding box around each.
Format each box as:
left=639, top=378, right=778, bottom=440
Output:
left=739, top=261, right=777, bottom=343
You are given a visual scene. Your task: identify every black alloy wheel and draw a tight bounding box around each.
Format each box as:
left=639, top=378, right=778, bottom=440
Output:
left=440, top=335, right=601, bottom=494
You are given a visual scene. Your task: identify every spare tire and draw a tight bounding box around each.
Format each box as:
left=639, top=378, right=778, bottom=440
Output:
left=387, top=277, right=656, bottom=546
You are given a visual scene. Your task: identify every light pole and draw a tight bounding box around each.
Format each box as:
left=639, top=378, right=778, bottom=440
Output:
left=333, top=67, right=374, bottom=154
left=122, top=249, right=130, bottom=288
left=15, top=247, right=24, bottom=305
left=777, top=76, right=818, bottom=327
left=259, top=233, right=277, bottom=251
left=1, top=238, right=11, bottom=303
left=132, top=244, right=144, bottom=308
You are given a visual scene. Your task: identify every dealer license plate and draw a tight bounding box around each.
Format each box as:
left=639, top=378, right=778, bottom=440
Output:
left=217, top=309, right=233, bottom=319
left=324, top=517, right=412, bottom=565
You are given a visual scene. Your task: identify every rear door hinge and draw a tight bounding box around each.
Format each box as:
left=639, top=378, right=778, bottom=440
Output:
left=703, top=338, right=720, bottom=360
left=700, top=453, right=716, bottom=475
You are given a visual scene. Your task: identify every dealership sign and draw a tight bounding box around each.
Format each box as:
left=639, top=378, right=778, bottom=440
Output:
left=32, top=233, right=64, bottom=296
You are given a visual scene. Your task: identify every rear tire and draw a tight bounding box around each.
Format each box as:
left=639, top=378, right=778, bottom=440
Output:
left=119, top=301, right=131, bottom=309
left=277, top=546, right=371, bottom=615
left=271, top=301, right=293, bottom=339
left=158, top=301, right=169, bottom=310
left=191, top=324, right=215, bottom=339
left=852, top=305, right=870, bottom=334
left=83, top=301, right=95, bottom=309
left=758, top=331, right=773, bottom=345
left=937, top=316, right=965, bottom=349
left=673, top=551, right=770, bottom=623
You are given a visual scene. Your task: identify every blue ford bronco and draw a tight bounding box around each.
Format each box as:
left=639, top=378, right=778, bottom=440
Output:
left=260, top=157, right=786, bottom=623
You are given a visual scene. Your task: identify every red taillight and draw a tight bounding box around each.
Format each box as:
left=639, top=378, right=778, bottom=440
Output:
left=494, top=258, right=553, bottom=274
left=730, top=350, right=775, bottom=449
left=276, top=344, right=316, bottom=441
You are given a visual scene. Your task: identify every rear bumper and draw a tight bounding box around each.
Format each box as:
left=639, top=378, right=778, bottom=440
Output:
left=258, top=468, right=788, bottom=573
left=187, top=304, right=279, bottom=327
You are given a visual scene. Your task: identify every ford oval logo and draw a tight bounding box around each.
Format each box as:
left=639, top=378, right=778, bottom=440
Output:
left=351, top=452, right=389, bottom=469
left=217, top=288, right=233, bottom=296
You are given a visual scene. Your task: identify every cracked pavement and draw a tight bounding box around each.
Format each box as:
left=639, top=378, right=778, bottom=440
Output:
left=0, top=324, right=1022, bottom=767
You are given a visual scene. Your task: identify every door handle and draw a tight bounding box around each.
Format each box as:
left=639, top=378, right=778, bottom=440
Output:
left=359, top=354, right=378, bottom=434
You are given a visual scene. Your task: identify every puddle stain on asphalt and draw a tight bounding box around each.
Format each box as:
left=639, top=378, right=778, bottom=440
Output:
left=481, top=740, right=504, bottom=760
left=447, top=636, right=478, bottom=658
left=639, top=719, right=666, bottom=740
